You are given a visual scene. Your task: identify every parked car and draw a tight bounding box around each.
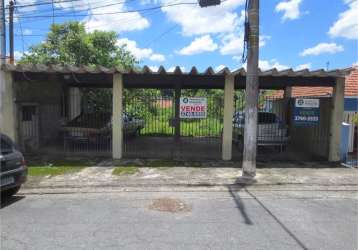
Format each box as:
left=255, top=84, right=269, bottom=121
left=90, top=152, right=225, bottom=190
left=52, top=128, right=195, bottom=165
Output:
left=62, top=112, right=145, bottom=144
left=0, top=134, right=27, bottom=198
left=232, top=112, right=289, bottom=150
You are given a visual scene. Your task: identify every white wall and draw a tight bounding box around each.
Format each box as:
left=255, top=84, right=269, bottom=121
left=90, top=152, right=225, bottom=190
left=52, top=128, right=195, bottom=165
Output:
left=0, top=71, right=17, bottom=142
left=343, top=111, right=357, bottom=152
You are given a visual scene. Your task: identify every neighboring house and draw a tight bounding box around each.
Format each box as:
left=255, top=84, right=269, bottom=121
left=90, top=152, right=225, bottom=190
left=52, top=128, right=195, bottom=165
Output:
left=270, top=67, right=358, bottom=153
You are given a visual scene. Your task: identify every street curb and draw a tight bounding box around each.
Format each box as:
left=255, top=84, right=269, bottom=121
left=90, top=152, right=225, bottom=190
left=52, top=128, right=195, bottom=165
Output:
left=23, top=181, right=358, bottom=189
left=20, top=183, right=358, bottom=195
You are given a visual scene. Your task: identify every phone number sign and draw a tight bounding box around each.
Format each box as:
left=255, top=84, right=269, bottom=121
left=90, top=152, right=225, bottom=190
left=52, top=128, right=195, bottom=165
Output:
left=180, top=97, right=207, bottom=119
left=293, top=98, right=320, bottom=126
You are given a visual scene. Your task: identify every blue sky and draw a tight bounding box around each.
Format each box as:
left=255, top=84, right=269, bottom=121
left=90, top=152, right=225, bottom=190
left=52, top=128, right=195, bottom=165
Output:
left=12, top=0, right=358, bottom=71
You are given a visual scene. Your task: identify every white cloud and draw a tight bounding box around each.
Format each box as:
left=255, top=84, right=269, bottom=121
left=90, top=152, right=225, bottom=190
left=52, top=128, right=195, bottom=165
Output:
left=14, top=51, right=28, bottom=62
left=117, top=38, right=165, bottom=62
left=232, top=55, right=242, bottom=61
left=234, top=58, right=289, bottom=71
left=15, top=0, right=37, bottom=12
left=220, top=33, right=269, bottom=56
left=168, top=66, right=186, bottom=72
left=259, top=59, right=289, bottom=70
left=300, top=43, right=344, bottom=56
left=177, top=35, right=218, bottom=55
left=54, top=0, right=149, bottom=33
left=275, top=0, right=303, bottom=21
left=295, top=63, right=311, bottom=70
left=149, top=54, right=165, bottom=62
left=23, top=29, right=32, bottom=35
left=215, top=65, right=226, bottom=72
left=328, top=0, right=358, bottom=39
left=353, top=61, right=358, bottom=66
left=161, top=0, right=245, bottom=36
left=220, top=33, right=245, bottom=55
left=148, top=66, right=159, bottom=71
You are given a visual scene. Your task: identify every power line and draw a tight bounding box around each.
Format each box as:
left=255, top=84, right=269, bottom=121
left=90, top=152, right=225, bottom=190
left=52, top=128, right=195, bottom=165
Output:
left=16, top=2, right=198, bottom=19
left=14, top=1, right=26, bottom=58
left=51, top=0, right=55, bottom=25
left=13, top=0, right=83, bottom=9
left=144, top=24, right=178, bottom=47
left=20, top=0, right=134, bottom=16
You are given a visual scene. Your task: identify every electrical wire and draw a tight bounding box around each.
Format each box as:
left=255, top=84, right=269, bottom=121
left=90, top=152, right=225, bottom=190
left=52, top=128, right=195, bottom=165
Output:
left=16, top=2, right=198, bottom=19
left=241, top=0, right=249, bottom=64
left=14, top=0, right=26, bottom=58
left=144, top=24, right=178, bottom=48
left=51, top=0, right=55, bottom=25
left=21, top=0, right=136, bottom=16
left=13, top=0, right=83, bottom=9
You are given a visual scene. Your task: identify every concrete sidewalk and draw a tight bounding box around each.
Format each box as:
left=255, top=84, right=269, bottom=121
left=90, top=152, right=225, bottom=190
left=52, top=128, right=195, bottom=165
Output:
left=23, top=162, right=358, bottom=193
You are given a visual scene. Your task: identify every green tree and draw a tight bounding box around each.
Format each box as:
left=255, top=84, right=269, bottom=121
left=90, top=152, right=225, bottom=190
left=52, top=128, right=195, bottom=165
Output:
left=19, top=21, right=136, bottom=68
left=19, top=21, right=158, bottom=115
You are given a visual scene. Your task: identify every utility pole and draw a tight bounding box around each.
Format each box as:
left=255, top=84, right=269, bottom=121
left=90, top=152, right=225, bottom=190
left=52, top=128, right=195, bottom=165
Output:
left=0, top=0, right=6, bottom=64
left=242, top=0, right=259, bottom=178
left=9, top=0, right=14, bottom=64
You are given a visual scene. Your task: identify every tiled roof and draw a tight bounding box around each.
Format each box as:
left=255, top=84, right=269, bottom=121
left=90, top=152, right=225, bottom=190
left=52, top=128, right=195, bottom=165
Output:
left=269, top=68, right=358, bottom=98
left=345, top=68, right=358, bottom=96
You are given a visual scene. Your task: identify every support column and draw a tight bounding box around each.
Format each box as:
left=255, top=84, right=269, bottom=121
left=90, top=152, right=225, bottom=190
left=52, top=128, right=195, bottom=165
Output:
left=329, top=77, right=345, bottom=161
left=112, top=73, right=123, bottom=160
left=0, top=70, right=17, bottom=142
left=222, top=75, right=235, bottom=161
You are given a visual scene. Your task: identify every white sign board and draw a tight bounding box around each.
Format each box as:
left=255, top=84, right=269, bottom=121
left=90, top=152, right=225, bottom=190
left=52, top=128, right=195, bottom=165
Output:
left=180, top=97, right=207, bottom=119
left=295, top=98, right=320, bottom=108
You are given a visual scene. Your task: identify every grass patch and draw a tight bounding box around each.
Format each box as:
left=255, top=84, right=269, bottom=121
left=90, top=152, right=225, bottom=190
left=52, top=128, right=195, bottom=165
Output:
left=27, top=159, right=92, bottom=177
left=28, top=166, right=85, bottom=177
left=112, top=166, right=139, bottom=176
left=139, top=107, right=223, bottom=137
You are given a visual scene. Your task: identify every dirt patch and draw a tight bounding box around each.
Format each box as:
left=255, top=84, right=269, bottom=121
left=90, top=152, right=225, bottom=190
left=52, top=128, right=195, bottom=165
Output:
left=148, top=198, right=191, bottom=213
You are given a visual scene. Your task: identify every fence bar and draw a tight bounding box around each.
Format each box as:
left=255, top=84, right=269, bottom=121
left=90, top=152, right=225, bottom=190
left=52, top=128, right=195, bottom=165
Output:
left=174, top=83, right=181, bottom=142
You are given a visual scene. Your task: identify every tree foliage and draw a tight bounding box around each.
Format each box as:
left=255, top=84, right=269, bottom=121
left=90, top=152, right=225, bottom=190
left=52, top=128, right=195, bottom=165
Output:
left=19, top=21, right=136, bottom=68
left=19, top=21, right=151, bottom=115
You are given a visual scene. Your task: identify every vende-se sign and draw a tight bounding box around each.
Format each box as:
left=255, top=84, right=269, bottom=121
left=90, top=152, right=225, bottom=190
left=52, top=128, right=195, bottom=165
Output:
left=293, top=98, right=320, bottom=126
left=180, top=97, right=207, bottom=119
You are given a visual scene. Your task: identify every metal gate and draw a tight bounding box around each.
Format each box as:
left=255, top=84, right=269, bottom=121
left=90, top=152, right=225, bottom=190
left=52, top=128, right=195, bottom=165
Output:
left=123, top=89, right=224, bottom=159
left=232, top=90, right=331, bottom=161
left=233, top=90, right=291, bottom=160
left=20, top=104, right=39, bottom=151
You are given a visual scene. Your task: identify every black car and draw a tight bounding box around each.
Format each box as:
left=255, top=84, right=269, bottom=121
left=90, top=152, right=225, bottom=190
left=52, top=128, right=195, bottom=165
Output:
left=0, top=134, right=27, bottom=198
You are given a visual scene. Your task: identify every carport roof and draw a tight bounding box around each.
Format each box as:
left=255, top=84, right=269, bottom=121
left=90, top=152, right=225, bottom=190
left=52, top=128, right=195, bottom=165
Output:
left=2, top=64, right=353, bottom=89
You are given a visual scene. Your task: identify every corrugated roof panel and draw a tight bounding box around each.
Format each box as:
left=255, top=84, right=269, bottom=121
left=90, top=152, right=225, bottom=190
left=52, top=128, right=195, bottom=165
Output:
left=0, top=63, right=352, bottom=78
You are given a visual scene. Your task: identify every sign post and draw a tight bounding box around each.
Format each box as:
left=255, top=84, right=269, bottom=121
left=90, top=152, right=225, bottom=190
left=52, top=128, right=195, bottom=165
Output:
left=180, top=97, right=207, bottom=119
left=293, top=98, right=320, bottom=126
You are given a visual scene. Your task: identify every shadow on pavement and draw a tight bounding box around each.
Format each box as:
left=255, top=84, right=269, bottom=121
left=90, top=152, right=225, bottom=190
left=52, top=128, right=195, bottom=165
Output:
left=227, top=177, right=256, bottom=225
left=1, top=195, right=25, bottom=209
left=227, top=177, right=308, bottom=250
left=245, top=189, right=308, bottom=250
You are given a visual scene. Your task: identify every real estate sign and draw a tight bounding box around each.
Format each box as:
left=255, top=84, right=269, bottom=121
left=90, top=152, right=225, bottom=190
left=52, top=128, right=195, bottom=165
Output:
left=180, top=97, right=207, bottom=119
left=293, top=98, right=320, bottom=126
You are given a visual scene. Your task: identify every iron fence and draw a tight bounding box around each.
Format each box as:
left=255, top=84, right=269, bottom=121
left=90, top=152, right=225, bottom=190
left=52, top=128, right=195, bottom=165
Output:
left=62, top=87, right=112, bottom=154
left=123, top=89, right=224, bottom=159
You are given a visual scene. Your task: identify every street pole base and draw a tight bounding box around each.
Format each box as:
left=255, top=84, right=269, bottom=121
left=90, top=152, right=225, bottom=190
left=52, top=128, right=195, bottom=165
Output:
left=242, top=160, right=256, bottom=179
left=242, top=171, right=256, bottom=179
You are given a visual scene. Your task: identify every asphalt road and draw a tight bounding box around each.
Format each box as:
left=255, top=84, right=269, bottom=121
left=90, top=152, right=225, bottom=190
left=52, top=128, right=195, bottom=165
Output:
left=1, top=189, right=357, bottom=250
